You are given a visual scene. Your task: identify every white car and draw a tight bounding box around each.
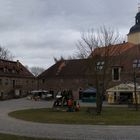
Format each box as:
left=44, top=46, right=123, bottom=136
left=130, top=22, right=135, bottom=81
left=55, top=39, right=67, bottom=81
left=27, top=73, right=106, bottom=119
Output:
left=27, top=90, right=49, bottom=100
left=56, top=92, right=62, bottom=98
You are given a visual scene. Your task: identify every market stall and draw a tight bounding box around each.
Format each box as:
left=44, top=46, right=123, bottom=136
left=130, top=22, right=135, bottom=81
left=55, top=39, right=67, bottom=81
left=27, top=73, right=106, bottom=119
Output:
left=81, top=87, right=96, bottom=102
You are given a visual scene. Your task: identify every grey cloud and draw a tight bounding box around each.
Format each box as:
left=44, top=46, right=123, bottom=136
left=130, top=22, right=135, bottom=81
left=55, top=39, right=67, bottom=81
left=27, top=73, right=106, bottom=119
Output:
left=0, top=0, right=138, bottom=68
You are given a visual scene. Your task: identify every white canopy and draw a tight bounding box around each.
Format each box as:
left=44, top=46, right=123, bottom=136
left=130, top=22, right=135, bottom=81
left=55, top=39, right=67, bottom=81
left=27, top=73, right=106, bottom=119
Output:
left=107, top=83, right=140, bottom=92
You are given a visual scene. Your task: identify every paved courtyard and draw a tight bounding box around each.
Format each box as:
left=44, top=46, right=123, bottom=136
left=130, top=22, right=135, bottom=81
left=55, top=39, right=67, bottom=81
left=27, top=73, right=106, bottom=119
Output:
left=0, top=98, right=140, bottom=140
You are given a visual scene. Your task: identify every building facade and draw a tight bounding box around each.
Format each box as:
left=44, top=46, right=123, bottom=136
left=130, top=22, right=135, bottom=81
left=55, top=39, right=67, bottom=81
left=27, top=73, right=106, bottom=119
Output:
left=0, top=59, right=37, bottom=99
left=38, top=59, right=94, bottom=94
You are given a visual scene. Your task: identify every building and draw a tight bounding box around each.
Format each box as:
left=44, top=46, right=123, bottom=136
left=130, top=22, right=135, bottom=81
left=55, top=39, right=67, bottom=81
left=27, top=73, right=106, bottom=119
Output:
left=128, top=6, right=140, bottom=44
left=107, top=83, right=140, bottom=104
left=38, top=7, right=140, bottom=100
left=38, top=59, right=94, bottom=94
left=0, top=59, right=37, bottom=99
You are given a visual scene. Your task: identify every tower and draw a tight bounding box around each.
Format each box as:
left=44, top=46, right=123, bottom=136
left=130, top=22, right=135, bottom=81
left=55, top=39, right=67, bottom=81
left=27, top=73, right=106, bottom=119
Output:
left=128, top=4, right=140, bottom=44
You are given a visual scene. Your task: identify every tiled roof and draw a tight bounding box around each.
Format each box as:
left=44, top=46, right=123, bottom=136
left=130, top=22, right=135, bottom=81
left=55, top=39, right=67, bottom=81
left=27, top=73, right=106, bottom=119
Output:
left=109, top=44, right=140, bottom=71
left=38, top=59, right=92, bottom=78
left=38, top=43, right=140, bottom=80
left=0, top=59, right=34, bottom=78
left=90, top=42, right=135, bottom=57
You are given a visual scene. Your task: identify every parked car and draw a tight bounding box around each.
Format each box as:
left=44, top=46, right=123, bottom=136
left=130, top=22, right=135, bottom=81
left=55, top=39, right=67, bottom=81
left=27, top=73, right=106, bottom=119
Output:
left=55, top=91, right=62, bottom=99
left=27, top=90, right=51, bottom=100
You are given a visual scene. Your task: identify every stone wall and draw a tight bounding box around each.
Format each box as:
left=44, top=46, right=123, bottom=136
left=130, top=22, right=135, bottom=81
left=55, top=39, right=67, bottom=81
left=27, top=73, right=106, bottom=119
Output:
left=0, top=77, right=37, bottom=99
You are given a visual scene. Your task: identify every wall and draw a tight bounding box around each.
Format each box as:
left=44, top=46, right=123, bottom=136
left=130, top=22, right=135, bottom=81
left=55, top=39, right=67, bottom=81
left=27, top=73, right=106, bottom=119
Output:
left=0, top=77, right=37, bottom=99
left=128, top=32, right=140, bottom=44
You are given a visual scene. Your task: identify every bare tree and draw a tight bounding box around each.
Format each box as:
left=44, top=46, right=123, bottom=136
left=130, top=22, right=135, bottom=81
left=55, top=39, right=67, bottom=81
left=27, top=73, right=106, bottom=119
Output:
left=77, top=26, right=124, bottom=114
left=76, top=27, right=123, bottom=59
left=0, top=46, right=14, bottom=60
left=53, top=55, right=77, bottom=63
left=30, top=66, right=45, bottom=77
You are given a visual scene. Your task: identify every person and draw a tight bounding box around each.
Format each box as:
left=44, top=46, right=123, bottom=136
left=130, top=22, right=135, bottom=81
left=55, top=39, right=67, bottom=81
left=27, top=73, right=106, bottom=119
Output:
left=75, top=101, right=80, bottom=111
left=79, top=88, right=83, bottom=100
left=67, top=98, right=73, bottom=112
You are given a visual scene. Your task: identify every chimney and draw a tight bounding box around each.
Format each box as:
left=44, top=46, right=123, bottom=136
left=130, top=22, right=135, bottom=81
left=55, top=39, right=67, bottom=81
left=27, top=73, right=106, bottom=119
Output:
left=17, top=60, right=20, bottom=67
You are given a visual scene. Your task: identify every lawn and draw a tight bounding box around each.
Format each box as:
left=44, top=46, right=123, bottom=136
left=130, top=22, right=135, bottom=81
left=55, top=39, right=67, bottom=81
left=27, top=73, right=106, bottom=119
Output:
left=8, top=107, right=140, bottom=125
left=0, top=133, right=54, bottom=140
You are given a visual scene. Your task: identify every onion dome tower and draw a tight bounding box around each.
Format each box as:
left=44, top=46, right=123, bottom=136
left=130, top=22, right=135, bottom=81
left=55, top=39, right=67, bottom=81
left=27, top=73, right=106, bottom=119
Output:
left=128, top=5, right=140, bottom=44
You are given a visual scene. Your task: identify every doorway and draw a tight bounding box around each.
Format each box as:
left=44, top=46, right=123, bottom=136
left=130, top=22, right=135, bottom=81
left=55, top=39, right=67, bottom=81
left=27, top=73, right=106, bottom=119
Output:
left=119, top=92, right=133, bottom=104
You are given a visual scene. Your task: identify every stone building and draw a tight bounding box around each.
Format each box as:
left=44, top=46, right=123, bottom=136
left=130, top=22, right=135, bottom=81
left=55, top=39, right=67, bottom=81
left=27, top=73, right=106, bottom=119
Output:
left=38, top=59, right=94, bottom=93
left=37, top=43, right=140, bottom=91
left=0, top=59, right=36, bottom=99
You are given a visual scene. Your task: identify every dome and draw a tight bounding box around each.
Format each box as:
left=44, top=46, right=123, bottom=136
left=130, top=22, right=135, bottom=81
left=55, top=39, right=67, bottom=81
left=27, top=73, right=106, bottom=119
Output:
left=129, top=11, right=140, bottom=34
left=129, top=24, right=140, bottom=34
left=136, top=12, right=140, bottom=19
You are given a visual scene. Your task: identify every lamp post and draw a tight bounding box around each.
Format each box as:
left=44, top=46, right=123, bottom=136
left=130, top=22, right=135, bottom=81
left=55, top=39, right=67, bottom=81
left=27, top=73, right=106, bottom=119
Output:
left=134, top=68, right=138, bottom=111
left=133, top=59, right=139, bottom=111
left=96, top=61, right=104, bottom=113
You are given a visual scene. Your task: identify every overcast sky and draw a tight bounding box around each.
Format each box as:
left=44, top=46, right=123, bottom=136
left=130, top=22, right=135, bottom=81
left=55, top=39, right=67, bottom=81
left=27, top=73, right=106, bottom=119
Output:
left=0, top=0, right=138, bottom=68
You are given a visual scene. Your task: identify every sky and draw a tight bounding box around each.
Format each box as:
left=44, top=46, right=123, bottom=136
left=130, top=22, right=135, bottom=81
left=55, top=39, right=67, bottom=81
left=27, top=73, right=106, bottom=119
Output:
left=0, top=0, right=138, bottom=69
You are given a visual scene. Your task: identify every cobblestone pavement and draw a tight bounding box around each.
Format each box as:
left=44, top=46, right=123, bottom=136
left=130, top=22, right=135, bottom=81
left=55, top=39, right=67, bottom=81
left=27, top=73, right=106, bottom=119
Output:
left=0, top=98, right=140, bottom=140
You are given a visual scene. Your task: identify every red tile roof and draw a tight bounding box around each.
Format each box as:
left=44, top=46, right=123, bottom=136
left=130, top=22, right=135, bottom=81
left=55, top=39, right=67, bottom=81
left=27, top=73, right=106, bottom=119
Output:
left=90, top=42, right=135, bottom=57
left=38, top=42, right=140, bottom=80
left=0, top=59, right=34, bottom=78
left=38, top=59, right=92, bottom=78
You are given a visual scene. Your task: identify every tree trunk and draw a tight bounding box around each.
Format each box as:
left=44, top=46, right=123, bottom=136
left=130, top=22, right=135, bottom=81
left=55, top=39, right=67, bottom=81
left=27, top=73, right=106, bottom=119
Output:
left=96, top=79, right=102, bottom=115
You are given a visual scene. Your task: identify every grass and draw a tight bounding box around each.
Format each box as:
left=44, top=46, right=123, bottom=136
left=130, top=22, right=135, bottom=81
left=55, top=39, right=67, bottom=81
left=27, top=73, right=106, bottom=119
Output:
left=0, top=133, right=54, bottom=140
left=8, top=107, right=140, bottom=125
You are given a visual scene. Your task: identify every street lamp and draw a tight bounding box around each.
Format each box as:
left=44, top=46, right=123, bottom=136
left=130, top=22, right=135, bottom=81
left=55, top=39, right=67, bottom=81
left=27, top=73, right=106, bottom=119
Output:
left=133, top=59, right=140, bottom=110
left=96, top=61, right=104, bottom=70
left=96, top=61, right=104, bottom=112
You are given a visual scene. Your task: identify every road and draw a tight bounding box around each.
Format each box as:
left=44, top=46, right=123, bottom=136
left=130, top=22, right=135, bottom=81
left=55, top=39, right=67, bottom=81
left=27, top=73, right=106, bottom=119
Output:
left=0, top=98, right=139, bottom=140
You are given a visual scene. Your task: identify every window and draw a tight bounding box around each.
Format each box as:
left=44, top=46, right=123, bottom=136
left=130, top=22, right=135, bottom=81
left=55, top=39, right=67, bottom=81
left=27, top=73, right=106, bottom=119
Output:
left=3, top=68, right=6, bottom=73
left=96, top=61, right=104, bottom=70
left=42, top=79, right=45, bottom=84
left=60, top=79, right=63, bottom=83
left=114, top=92, right=116, bottom=101
left=5, top=79, right=8, bottom=85
left=12, top=69, right=15, bottom=73
left=13, top=80, right=15, bottom=88
left=0, top=79, right=2, bottom=85
left=0, top=68, right=3, bottom=72
left=133, top=59, right=140, bottom=68
left=112, top=67, right=121, bottom=81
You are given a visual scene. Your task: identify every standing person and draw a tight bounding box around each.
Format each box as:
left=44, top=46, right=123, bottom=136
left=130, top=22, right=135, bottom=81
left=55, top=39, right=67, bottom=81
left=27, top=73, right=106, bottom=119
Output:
left=79, top=88, right=83, bottom=100
left=67, top=98, right=73, bottom=112
left=75, top=101, right=80, bottom=111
